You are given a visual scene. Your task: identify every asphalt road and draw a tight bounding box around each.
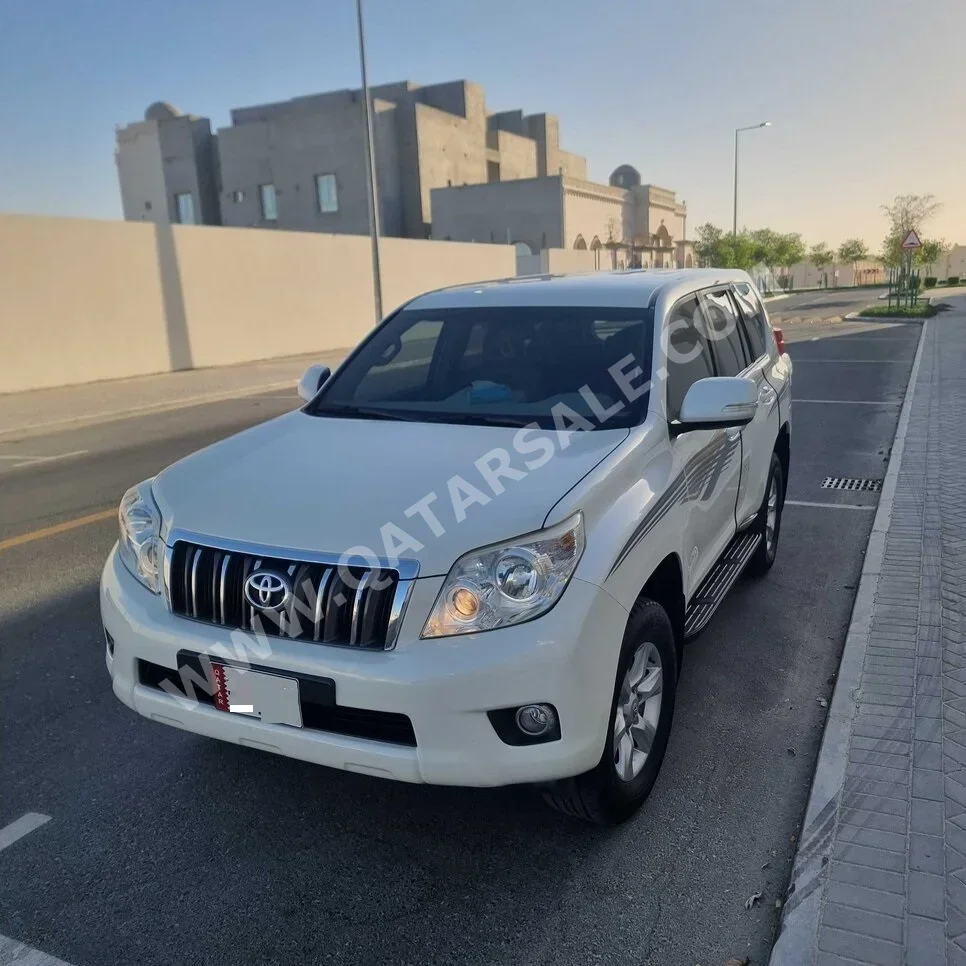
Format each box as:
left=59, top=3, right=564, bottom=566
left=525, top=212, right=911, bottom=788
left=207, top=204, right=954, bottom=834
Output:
left=0, top=291, right=923, bottom=966
left=767, top=286, right=885, bottom=327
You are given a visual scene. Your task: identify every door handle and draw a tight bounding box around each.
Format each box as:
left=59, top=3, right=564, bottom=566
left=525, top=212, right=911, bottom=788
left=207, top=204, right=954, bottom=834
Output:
left=726, top=428, right=742, bottom=442
left=759, top=385, right=777, bottom=405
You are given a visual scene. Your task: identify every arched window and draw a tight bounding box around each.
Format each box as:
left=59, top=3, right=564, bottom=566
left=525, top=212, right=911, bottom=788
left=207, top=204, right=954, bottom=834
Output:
left=685, top=254, right=693, bottom=268
left=573, top=234, right=587, bottom=250
left=513, top=241, right=533, bottom=257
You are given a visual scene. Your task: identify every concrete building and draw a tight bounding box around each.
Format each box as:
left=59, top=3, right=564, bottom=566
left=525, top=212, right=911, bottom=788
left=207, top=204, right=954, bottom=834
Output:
left=115, top=81, right=587, bottom=240
left=431, top=164, right=693, bottom=269
left=115, top=102, right=221, bottom=226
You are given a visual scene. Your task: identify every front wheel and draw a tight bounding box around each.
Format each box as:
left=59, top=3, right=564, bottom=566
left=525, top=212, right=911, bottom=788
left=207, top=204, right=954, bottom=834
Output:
left=542, top=598, right=678, bottom=825
left=747, top=452, right=784, bottom=576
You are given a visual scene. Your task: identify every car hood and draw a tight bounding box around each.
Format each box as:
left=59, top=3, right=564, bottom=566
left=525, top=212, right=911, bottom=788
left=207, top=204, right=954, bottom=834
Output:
left=153, top=411, right=628, bottom=577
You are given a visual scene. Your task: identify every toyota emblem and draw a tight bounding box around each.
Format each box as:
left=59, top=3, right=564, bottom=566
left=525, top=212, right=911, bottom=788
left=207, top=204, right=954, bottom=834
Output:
left=244, top=570, right=292, bottom=611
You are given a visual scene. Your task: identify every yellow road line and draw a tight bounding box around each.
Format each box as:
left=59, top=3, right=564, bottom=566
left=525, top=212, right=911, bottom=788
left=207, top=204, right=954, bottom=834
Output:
left=0, top=508, right=115, bottom=552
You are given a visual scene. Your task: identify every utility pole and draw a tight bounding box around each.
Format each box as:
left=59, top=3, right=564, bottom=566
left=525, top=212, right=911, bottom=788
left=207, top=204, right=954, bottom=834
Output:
left=356, top=0, right=383, bottom=320
left=733, top=122, right=771, bottom=236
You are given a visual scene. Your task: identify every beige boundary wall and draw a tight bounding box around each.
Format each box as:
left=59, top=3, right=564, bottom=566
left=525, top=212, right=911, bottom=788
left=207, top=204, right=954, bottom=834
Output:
left=0, top=214, right=516, bottom=394
left=516, top=247, right=599, bottom=276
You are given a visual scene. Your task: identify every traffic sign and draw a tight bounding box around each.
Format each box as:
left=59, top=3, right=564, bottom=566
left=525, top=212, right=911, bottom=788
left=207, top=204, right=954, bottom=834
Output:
left=901, top=229, right=922, bottom=250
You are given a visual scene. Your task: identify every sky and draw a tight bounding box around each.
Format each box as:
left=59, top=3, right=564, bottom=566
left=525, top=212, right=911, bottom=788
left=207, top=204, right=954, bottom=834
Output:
left=1, top=0, right=964, bottom=251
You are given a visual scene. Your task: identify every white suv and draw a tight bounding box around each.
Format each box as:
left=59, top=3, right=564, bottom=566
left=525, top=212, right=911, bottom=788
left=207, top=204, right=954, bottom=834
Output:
left=101, top=269, right=791, bottom=824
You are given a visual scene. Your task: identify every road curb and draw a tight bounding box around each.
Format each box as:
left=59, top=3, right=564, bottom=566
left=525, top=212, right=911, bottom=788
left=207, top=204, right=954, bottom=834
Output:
left=0, top=380, right=297, bottom=442
left=768, top=319, right=929, bottom=965
left=845, top=310, right=930, bottom=323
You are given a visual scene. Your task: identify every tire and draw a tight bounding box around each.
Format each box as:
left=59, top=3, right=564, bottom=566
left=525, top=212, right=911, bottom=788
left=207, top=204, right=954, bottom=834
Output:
left=747, top=452, right=784, bottom=577
left=542, top=598, right=678, bottom=825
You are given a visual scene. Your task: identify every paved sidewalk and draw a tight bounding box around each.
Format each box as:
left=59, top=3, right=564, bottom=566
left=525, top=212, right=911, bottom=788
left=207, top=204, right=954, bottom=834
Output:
left=0, top=348, right=349, bottom=439
left=772, top=295, right=966, bottom=964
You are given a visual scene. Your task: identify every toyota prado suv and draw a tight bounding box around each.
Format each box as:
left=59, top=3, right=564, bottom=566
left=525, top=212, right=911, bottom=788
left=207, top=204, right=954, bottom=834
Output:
left=102, top=269, right=791, bottom=825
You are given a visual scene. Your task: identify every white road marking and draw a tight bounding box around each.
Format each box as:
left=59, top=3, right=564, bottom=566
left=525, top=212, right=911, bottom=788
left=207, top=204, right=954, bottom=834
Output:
left=793, top=398, right=900, bottom=405
left=785, top=500, right=876, bottom=511
left=0, top=450, right=88, bottom=470
left=0, top=933, right=75, bottom=965
left=0, top=812, right=50, bottom=852
left=789, top=358, right=910, bottom=363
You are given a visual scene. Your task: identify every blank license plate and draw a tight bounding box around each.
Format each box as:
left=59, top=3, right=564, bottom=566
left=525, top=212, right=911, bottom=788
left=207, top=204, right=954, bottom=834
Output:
left=214, top=664, right=302, bottom=728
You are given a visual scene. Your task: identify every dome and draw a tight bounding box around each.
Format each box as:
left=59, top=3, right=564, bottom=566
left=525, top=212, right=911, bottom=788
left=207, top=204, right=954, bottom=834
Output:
left=144, top=101, right=182, bottom=122
left=609, top=164, right=641, bottom=189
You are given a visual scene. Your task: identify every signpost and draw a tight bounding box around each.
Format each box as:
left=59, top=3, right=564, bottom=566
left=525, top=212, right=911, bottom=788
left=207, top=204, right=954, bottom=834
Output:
left=901, top=229, right=923, bottom=251
left=889, top=230, right=923, bottom=311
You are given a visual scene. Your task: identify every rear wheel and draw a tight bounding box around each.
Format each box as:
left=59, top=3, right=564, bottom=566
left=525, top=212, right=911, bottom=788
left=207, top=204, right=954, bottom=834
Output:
left=542, top=598, right=677, bottom=825
left=747, top=452, right=783, bottom=576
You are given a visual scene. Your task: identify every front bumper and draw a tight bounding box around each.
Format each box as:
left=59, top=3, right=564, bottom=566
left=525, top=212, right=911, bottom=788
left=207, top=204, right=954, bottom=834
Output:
left=101, top=546, right=628, bottom=786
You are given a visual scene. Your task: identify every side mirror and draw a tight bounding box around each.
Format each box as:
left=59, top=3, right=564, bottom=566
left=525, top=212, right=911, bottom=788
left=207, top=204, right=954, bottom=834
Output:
left=297, top=364, right=331, bottom=403
left=675, top=377, right=757, bottom=433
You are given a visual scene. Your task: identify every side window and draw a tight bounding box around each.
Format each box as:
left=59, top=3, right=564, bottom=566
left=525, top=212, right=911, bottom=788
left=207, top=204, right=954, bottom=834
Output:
left=352, top=319, right=443, bottom=402
left=700, top=290, right=748, bottom=377
left=732, top=282, right=768, bottom=359
left=665, top=295, right=715, bottom=421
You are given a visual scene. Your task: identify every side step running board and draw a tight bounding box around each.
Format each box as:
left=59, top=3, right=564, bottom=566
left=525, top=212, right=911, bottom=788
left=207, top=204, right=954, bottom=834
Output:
left=684, top=530, right=761, bottom=638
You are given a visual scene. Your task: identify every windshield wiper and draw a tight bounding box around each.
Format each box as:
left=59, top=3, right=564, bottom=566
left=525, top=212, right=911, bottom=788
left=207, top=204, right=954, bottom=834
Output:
left=312, top=404, right=423, bottom=422
left=313, top=404, right=536, bottom=428
left=433, top=413, right=536, bottom=428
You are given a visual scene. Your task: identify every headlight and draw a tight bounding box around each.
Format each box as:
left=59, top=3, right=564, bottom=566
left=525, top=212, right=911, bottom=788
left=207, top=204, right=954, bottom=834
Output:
left=118, top=480, right=162, bottom=594
left=421, top=512, right=584, bottom=639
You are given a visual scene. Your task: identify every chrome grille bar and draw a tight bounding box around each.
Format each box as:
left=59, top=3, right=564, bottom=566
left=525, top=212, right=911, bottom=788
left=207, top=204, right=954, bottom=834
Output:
left=349, top=570, right=372, bottom=645
left=384, top=578, right=413, bottom=650
left=210, top=551, right=222, bottom=625
left=218, top=553, right=231, bottom=625
left=189, top=546, right=202, bottom=618
left=313, top=568, right=333, bottom=641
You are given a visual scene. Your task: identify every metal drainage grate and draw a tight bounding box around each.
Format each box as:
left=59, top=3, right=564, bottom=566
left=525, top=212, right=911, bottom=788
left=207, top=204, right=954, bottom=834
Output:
left=821, top=477, right=882, bottom=492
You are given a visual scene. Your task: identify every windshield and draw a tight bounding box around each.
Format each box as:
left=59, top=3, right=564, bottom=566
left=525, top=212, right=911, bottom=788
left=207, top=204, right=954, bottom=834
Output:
left=307, top=305, right=654, bottom=429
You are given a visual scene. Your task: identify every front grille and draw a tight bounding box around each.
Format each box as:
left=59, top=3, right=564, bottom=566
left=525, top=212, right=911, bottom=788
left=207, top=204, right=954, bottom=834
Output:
left=168, top=541, right=404, bottom=649
left=137, top=657, right=417, bottom=746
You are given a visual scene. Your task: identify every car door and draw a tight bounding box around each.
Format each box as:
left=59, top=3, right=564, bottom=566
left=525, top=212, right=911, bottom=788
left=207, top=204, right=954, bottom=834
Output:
left=729, top=283, right=782, bottom=527
left=664, top=294, right=742, bottom=597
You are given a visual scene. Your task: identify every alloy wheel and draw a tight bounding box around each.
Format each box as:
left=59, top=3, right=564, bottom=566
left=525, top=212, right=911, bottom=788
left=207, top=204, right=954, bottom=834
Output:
left=613, top=641, right=663, bottom=782
left=765, top=475, right=780, bottom=553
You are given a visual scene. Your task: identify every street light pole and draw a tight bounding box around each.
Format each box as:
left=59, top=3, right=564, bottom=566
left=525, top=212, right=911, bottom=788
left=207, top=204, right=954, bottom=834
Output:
left=733, top=121, right=771, bottom=236
left=356, top=0, right=383, bottom=321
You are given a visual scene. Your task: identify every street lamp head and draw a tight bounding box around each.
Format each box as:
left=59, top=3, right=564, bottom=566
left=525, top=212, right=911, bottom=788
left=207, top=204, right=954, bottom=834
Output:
left=761, top=121, right=772, bottom=127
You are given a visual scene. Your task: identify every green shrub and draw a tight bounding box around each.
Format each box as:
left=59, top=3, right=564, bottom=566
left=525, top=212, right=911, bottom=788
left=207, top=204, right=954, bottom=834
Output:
left=924, top=277, right=937, bottom=288
left=949, top=276, right=961, bottom=286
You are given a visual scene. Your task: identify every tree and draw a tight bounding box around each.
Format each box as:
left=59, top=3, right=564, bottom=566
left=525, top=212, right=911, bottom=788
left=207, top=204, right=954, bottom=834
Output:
left=810, top=243, right=833, bottom=270
left=694, top=223, right=756, bottom=270
left=880, top=193, right=942, bottom=269
left=838, top=238, right=870, bottom=285
left=881, top=193, right=942, bottom=237
left=919, top=238, right=949, bottom=275
left=693, top=222, right=725, bottom=266
left=810, top=243, right=834, bottom=287
left=775, top=233, right=806, bottom=285
left=749, top=228, right=781, bottom=275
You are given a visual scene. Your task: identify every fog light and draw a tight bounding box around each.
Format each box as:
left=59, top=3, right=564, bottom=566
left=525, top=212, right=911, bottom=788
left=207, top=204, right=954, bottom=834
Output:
left=515, top=704, right=556, bottom=737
